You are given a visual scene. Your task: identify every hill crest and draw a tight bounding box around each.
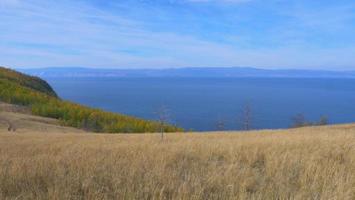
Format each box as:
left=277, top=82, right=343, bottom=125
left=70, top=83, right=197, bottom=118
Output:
left=0, top=66, right=57, bottom=97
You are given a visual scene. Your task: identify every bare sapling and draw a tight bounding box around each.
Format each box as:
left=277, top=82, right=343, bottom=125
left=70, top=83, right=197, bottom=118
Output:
left=239, top=103, right=253, bottom=131
left=216, top=117, right=226, bottom=131
left=156, top=105, right=170, bottom=140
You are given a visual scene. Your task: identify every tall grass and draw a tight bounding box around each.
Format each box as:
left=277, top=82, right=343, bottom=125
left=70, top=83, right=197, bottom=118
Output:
left=0, top=125, right=355, bottom=199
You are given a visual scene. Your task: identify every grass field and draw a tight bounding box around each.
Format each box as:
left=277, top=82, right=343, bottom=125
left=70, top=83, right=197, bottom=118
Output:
left=1, top=124, right=355, bottom=199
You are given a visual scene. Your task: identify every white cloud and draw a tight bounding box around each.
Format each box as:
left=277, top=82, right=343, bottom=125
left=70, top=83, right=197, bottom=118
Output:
left=0, top=0, right=354, bottom=69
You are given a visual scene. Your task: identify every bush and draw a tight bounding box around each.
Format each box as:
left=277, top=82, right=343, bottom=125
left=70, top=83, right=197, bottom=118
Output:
left=291, top=114, right=329, bottom=128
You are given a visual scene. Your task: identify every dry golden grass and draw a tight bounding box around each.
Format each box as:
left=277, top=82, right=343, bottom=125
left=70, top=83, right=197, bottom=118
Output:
left=1, top=124, right=355, bottom=199
left=0, top=111, right=85, bottom=134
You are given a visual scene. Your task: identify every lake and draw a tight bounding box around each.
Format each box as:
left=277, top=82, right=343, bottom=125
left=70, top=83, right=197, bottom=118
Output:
left=46, top=77, right=355, bottom=131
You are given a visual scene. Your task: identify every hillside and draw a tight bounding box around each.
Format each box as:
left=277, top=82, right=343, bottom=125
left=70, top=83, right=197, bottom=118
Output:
left=0, top=125, right=355, bottom=199
left=0, top=102, right=84, bottom=133
left=0, top=66, right=57, bottom=97
left=0, top=66, right=182, bottom=133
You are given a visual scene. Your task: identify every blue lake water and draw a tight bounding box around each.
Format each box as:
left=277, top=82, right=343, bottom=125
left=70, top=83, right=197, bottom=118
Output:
left=46, top=78, right=355, bottom=131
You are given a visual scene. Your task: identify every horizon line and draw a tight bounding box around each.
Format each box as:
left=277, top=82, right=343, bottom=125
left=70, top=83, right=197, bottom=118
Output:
left=12, top=66, right=355, bottom=72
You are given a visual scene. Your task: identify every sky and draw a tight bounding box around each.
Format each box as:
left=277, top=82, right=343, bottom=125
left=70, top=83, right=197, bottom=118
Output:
left=0, top=0, right=355, bottom=70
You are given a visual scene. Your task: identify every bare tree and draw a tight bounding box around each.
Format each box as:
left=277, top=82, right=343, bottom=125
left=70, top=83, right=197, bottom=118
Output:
left=239, top=103, right=253, bottom=131
left=291, top=113, right=306, bottom=128
left=156, top=105, right=170, bottom=140
left=318, top=115, right=329, bottom=126
left=291, top=114, right=329, bottom=128
left=216, top=117, right=226, bottom=131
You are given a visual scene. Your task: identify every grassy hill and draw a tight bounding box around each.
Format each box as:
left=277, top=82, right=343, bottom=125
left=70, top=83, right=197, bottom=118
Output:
left=0, top=66, right=182, bottom=133
left=0, top=67, right=57, bottom=97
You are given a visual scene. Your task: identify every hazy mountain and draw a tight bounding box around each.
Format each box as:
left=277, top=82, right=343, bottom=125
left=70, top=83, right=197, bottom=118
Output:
left=18, top=67, right=355, bottom=78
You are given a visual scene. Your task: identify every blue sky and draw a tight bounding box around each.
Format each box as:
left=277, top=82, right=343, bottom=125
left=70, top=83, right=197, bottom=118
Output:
left=1, top=0, right=355, bottom=70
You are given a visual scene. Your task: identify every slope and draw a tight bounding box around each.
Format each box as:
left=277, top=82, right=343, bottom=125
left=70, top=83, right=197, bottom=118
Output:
left=0, top=66, right=182, bottom=133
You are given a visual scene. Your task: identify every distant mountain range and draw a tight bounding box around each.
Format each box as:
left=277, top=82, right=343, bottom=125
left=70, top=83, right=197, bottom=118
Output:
left=18, top=67, right=355, bottom=78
